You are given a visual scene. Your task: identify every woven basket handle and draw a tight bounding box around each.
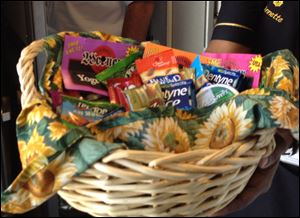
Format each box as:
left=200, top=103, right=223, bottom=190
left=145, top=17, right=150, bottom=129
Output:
left=16, top=39, right=45, bottom=109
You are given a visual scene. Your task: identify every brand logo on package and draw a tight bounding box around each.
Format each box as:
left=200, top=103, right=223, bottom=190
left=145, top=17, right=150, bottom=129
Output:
left=81, top=46, right=120, bottom=73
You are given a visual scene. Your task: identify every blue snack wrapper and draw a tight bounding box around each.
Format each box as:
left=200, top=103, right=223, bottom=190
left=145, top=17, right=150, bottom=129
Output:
left=161, top=79, right=196, bottom=110
left=202, top=64, right=243, bottom=89
left=191, top=55, right=204, bottom=79
left=190, top=55, right=211, bottom=92
left=148, top=74, right=182, bottom=85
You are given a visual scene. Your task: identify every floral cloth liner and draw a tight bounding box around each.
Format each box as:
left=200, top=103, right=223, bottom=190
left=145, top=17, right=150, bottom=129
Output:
left=1, top=31, right=299, bottom=214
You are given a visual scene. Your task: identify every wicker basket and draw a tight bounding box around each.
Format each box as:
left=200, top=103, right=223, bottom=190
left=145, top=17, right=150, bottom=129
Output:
left=16, top=39, right=276, bottom=217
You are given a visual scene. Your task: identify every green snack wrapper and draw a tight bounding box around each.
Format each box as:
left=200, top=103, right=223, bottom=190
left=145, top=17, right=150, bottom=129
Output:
left=96, top=51, right=143, bottom=82
left=61, top=95, right=124, bottom=126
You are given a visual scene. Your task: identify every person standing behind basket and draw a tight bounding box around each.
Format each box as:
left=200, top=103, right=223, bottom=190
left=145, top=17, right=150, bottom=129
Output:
left=206, top=1, right=299, bottom=217
left=44, top=2, right=154, bottom=216
left=45, top=1, right=154, bottom=42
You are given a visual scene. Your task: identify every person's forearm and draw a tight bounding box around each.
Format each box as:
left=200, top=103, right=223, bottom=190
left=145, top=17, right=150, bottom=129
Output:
left=122, top=1, right=154, bottom=42
left=206, top=39, right=252, bottom=53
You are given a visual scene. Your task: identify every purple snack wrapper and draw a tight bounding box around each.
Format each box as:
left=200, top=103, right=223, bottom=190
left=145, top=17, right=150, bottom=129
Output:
left=61, top=35, right=139, bottom=95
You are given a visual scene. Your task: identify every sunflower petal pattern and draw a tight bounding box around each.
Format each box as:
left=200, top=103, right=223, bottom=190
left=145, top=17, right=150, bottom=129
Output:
left=143, top=117, right=191, bottom=153
left=1, top=98, right=123, bottom=214
left=194, top=101, right=253, bottom=149
left=1, top=33, right=299, bottom=217
left=260, top=49, right=299, bottom=100
left=19, top=127, right=56, bottom=167
left=292, top=66, right=299, bottom=99
left=47, top=121, right=69, bottom=141
left=269, top=96, right=299, bottom=130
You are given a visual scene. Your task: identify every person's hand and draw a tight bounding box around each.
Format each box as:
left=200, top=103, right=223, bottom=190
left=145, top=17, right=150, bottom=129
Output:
left=213, top=128, right=295, bottom=217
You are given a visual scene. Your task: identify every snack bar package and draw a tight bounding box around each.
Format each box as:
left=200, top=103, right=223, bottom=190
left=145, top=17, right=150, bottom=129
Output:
left=61, top=35, right=140, bottom=95
left=202, top=64, right=243, bottom=90
left=123, top=83, right=165, bottom=111
left=146, top=68, right=195, bottom=85
left=135, top=49, right=179, bottom=83
left=201, top=52, right=262, bottom=88
left=96, top=51, right=143, bottom=82
left=61, top=95, right=124, bottom=126
left=179, top=67, right=196, bottom=82
left=160, top=79, right=196, bottom=110
left=107, top=74, right=143, bottom=111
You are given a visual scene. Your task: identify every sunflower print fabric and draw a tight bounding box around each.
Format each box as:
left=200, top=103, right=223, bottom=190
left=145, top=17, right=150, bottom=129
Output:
left=1, top=98, right=124, bottom=213
left=1, top=30, right=299, bottom=215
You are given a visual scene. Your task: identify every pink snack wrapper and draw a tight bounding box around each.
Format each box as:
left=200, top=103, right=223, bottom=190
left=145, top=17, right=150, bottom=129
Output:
left=201, top=52, right=262, bottom=88
left=61, top=35, right=139, bottom=95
